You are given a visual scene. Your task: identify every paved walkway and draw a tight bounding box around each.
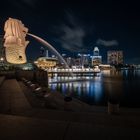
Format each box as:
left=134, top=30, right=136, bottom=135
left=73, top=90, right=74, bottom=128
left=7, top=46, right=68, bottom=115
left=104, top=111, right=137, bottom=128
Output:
left=0, top=79, right=140, bottom=139
left=0, top=79, right=32, bottom=115
left=0, top=114, right=140, bottom=140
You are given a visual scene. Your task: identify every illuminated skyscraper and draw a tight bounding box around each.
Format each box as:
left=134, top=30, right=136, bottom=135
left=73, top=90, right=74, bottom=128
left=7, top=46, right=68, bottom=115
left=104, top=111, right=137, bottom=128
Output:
left=93, top=47, right=99, bottom=56
left=92, top=47, right=102, bottom=66
left=77, top=53, right=91, bottom=68
left=107, top=51, right=123, bottom=65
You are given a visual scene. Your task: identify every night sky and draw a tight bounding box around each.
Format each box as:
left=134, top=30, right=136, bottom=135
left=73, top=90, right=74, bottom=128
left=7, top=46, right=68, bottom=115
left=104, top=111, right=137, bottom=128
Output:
left=0, top=0, right=140, bottom=64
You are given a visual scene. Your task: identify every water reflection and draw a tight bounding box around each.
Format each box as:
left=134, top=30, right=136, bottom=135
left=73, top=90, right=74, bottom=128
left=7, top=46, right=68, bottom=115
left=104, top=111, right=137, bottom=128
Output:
left=104, top=74, right=123, bottom=105
left=49, top=69, right=140, bottom=107
left=50, top=75, right=104, bottom=105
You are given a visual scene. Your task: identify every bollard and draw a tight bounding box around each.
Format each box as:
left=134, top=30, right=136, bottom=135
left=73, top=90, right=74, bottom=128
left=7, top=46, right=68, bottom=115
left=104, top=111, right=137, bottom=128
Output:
left=34, top=87, right=42, bottom=93
left=30, top=84, right=37, bottom=91
left=26, top=81, right=32, bottom=86
left=34, top=87, right=44, bottom=97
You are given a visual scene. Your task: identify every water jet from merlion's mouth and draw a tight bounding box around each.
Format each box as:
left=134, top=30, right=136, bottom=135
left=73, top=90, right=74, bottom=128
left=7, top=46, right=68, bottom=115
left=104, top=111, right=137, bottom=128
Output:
left=27, top=33, right=70, bottom=69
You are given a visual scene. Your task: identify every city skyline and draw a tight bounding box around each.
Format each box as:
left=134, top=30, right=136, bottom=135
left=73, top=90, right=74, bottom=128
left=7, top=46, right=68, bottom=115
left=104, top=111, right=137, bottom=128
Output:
left=0, top=0, right=140, bottom=64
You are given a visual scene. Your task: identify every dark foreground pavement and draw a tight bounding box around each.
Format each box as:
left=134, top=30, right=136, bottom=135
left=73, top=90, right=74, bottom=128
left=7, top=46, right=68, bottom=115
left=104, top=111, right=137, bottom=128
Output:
left=0, top=78, right=140, bottom=140
left=0, top=114, right=140, bottom=140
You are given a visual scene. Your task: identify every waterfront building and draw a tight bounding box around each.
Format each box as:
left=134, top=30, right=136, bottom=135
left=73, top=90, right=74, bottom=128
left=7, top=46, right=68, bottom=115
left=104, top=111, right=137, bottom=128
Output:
left=92, top=47, right=102, bottom=66
left=99, top=64, right=111, bottom=70
left=34, top=57, right=58, bottom=69
left=107, top=50, right=123, bottom=65
left=77, top=53, right=91, bottom=68
left=73, top=58, right=81, bottom=67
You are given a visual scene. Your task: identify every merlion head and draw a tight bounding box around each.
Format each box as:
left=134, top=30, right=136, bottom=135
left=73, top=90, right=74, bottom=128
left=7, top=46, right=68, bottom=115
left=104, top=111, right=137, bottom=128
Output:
left=4, top=18, right=29, bottom=64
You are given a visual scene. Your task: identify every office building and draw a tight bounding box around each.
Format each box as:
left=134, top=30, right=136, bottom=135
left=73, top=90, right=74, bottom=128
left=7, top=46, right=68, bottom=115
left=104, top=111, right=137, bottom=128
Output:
left=107, top=50, right=123, bottom=65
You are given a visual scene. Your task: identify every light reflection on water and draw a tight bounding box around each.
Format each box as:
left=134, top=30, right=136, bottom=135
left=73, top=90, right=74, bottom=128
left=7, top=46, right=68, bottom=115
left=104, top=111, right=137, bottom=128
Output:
left=49, top=74, right=105, bottom=105
left=49, top=70, right=140, bottom=107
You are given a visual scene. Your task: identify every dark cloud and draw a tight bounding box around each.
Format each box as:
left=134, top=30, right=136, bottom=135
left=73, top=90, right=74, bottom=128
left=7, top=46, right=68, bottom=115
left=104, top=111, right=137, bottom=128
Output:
left=21, top=0, right=37, bottom=7
left=60, top=24, right=85, bottom=51
left=96, top=39, right=119, bottom=47
left=53, top=12, right=93, bottom=52
left=5, top=0, right=38, bottom=11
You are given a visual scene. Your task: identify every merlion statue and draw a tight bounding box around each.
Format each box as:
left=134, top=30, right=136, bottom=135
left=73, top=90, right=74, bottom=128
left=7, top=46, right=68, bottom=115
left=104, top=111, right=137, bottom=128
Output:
left=4, top=18, right=29, bottom=64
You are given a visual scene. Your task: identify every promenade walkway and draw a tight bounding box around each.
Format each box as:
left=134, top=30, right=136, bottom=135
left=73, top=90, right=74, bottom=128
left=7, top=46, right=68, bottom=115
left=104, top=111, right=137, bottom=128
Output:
left=0, top=113, right=140, bottom=140
left=0, top=79, right=140, bottom=139
left=0, top=79, right=32, bottom=115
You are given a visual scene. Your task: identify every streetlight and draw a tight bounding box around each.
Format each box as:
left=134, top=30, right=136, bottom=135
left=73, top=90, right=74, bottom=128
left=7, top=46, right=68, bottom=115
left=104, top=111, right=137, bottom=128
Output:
left=0, top=57, right=4, bottom=61
left=0, top=57, right=4, bottom=70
